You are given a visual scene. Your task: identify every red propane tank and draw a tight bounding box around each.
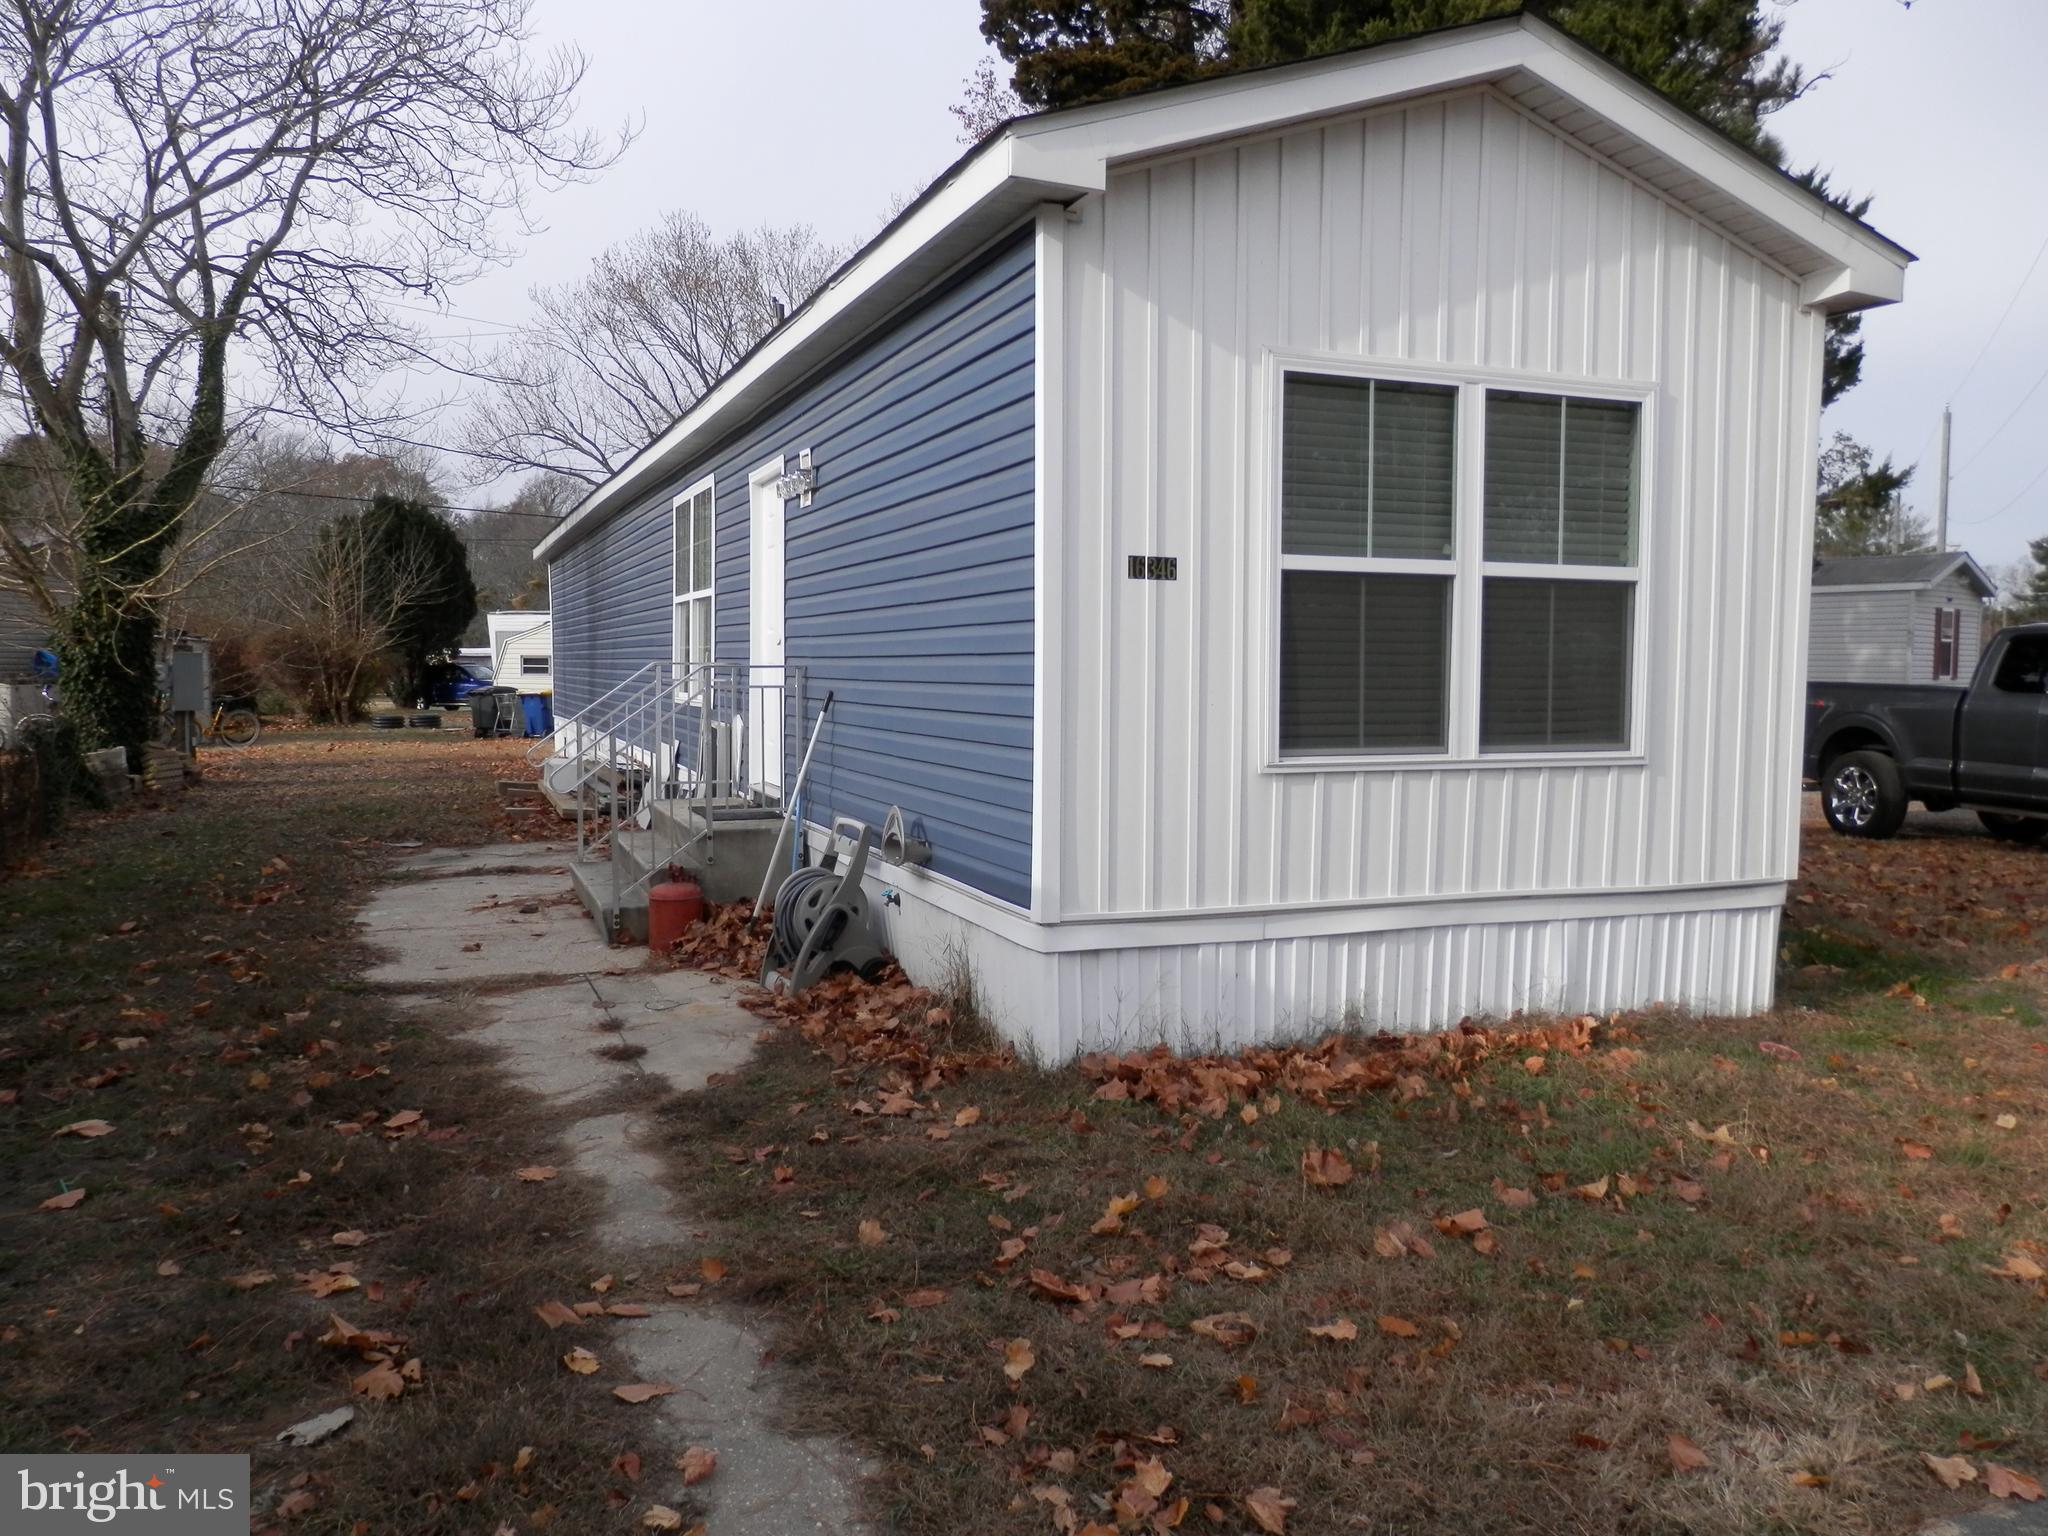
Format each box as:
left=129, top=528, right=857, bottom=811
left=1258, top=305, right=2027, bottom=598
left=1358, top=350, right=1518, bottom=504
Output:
left=646, top=877, right=705, bottom=951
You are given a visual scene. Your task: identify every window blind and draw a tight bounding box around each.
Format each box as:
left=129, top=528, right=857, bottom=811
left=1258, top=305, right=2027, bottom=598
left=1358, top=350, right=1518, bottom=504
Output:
left=1280, top=572, right=1450, bottom=753
left=1282, top=378, right=1455, bottom=560
left=1484, top=393, right=1636, bottom=565
left=1479, top=578, right=1630, bottom=750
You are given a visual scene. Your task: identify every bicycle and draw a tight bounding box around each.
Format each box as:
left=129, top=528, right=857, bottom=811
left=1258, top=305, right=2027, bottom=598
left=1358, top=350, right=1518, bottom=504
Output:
left=158, top=696, right=262, bottom=750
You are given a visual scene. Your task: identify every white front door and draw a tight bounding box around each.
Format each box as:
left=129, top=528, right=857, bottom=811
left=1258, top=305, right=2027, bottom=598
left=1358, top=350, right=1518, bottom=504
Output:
left=747, top=459, right=787, bottom=798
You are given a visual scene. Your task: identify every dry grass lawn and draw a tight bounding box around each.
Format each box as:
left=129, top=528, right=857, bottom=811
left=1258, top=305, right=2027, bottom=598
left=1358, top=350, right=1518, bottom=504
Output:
left=0, top=731, right=702, bottom=1534
left=655, top=808, right=2048, bottom=1536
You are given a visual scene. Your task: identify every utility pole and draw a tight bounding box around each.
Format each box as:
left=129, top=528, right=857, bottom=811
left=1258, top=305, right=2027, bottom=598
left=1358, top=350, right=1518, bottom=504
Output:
left=1935, top=405, right=1952, bottom=551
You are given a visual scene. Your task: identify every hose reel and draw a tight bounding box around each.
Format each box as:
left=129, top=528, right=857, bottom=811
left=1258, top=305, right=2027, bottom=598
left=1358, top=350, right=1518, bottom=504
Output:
left=760, top=818, right=890, bottom=994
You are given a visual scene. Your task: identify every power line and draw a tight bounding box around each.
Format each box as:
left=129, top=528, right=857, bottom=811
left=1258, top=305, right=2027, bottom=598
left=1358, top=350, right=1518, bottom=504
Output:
left=1952, top=353, right=2048, bottom=478
left=1954, top=456, right=2048, bottom=528
left=0, top=458, right=565, bottom=523
left=1946, top=224, right=2048, bottom=407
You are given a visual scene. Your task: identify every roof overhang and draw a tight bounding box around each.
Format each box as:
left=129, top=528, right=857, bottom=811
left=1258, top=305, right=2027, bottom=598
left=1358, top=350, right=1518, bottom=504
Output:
left=1815, top=553, right=1998, bottom=599
left=538, top=12, right=1911, bottom=562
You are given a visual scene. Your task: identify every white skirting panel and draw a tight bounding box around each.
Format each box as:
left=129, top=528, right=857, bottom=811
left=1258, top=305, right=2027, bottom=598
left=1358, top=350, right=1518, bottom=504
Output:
left=868, top=864, right=1782, bottom=1062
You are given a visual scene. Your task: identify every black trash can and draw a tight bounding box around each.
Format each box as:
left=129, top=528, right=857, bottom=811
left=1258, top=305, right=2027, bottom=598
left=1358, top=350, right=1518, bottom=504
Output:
left=469, top=691, right=499, bottom=738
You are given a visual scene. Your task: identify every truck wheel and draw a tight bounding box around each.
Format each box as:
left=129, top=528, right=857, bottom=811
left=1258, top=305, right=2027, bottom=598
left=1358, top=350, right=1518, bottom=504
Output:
left=1821, top=750, right=1907, bottom=839
left=1977, top=811, right=2048, bottom=845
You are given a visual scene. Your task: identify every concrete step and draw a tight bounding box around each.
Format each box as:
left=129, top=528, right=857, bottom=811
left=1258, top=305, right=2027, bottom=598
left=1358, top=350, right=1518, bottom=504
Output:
left=569, top=856, right=648, bottom=945
left=648, top=799, right=787, bottom=906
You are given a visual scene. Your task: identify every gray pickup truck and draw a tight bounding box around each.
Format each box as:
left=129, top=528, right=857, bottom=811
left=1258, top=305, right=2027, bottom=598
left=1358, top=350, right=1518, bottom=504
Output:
left=1805, top=622, right=2048, bottom=841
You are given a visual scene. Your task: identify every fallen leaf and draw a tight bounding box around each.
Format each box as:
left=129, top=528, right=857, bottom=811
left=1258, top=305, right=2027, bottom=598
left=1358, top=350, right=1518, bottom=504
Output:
left=611, top=1451, right=641, bottom=1481
left=857, top=1219, right=886, bottom=1247
left=352, top=1362, right=405, bottom=1401
left=1965, top=1363, right=1985, bottom=1398
left=699, top=1257, right=727, bottom=1283
left=331, top=1230, right=370, bottom=1248
left=677, top=1446, right=717, bottom=1486
left=37, top=1189, right=85, bottom=1212
left=1245, top=1486, right=1295, bottom=1533
left=1922, top=1453, right=1978, bottom=1490
left=1091, top=1192, right=1140, bottom=1235
left=534, top=1300, right=581, bottom=1330
left=954, top=1106, right=981, bottom=1127
left=904, top=1288, right=948, bottom=1309
left=52, top=1120, right=114, bottom=1139
left=1376, top=1315, right=1420, bottom=1339
left=606, top=1304, right=650, bottom=1319
left=1003, top=1338, right=1036, bottom=1381
left=1300, top=1144, right=1354, bottom=1188
left=225, top=1270, right=276, bottom=1290
left=1900, top=1140, right=1934, bottom=1161
left=641, top=1507, right=684, bottom=1531
left=1143, top=1174, right=1170, bottom=1200
left=1987, top=1464, right=2044, bottom=1502
left=1137, top=1353, right=1175, bottom=1369
left=1668, top=1434, right=1710, bottom=1473
left=383, top=1109, right=422, bottom=1130
left=612, top=1383, right=676, bottom=1404
left=1307, top=1318, right=1359, bottom=1342
left=516, top=1166, right=557, bottom=1182
left=562, top=1347, right=599, bottom=1374
left=1190, top=1312, right=1259, bottom=1347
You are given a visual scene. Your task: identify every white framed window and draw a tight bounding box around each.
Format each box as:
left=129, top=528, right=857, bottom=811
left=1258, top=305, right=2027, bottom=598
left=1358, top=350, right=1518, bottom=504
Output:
left=1272, top=362, right=1645, bottom=765
left=672, top=475, right=715, bottom=677
left=520, top=654, right=549, bottom=676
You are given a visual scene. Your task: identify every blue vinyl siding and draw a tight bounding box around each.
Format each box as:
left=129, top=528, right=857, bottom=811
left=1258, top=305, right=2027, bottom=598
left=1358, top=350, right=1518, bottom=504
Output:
left=548, top=228, right=1035, bottom=907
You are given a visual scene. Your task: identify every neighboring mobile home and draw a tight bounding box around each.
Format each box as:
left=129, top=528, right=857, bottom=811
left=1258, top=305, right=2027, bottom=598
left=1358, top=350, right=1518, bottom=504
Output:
left=1809, top=552, right=1994, bottom=687
left=535, top=13, right=1911, bottom=1057
left=495, top=618, right=554, bottom=696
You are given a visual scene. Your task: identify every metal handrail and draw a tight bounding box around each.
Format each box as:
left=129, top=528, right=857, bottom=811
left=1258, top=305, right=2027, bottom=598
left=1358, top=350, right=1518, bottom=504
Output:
left=543, top=659, right=805, bottom=937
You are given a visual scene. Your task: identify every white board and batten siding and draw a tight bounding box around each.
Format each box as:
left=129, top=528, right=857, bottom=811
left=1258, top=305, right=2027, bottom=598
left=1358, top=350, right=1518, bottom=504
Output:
left=995, top=86, right=1825, bottom=1056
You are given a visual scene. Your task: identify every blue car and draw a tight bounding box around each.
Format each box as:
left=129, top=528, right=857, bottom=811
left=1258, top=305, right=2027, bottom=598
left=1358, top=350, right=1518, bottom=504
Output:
left=422, top=662, right=493, bottom=709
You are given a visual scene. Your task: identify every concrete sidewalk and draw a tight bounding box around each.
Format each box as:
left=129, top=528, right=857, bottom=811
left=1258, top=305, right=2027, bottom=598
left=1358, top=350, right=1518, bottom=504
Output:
left=356, top=842, right=869, bottom=1535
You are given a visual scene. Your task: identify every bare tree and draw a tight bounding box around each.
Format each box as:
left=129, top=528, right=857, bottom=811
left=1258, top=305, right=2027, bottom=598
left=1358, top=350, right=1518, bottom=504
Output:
left=267, top=506, right=442, bottom=723
left=455, top=471, right=571, bottom=620
left=460, top=213, right=845, bottom=485
left=0, top=0, right=618, bottom=761
left=951, top=56, right=1026, bottom=143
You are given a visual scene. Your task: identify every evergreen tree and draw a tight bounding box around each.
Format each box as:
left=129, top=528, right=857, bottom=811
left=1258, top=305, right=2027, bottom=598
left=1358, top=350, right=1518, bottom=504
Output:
left=979, top=0, right=1871, bottom=401
left=1813, top=431, right=1925, bottom=558
left=315, top=496, right=477, bottom=708
left=2027, top=535, right=2048, bottom=610
left=980, top=0, right=1228, bottom=110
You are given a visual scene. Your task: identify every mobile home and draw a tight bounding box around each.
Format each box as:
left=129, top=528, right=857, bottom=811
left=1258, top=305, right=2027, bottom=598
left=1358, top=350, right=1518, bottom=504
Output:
left=1809, top=552, right=1994, bottom=687
left=535, top=13, right=1910, bottom=1057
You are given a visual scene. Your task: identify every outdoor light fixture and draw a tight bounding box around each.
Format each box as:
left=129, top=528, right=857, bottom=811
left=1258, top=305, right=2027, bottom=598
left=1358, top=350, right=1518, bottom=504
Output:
left=776, top=448, right=816, bottom=506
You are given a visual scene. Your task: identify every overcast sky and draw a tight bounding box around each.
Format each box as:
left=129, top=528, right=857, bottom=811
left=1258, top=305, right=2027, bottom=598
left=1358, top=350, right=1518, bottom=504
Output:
left=440, top=0, right=2047, bottom=571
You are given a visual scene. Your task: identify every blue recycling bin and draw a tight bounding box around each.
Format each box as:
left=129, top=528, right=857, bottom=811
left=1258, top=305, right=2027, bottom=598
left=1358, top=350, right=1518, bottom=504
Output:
left=520, top=693, right=554, bottom=737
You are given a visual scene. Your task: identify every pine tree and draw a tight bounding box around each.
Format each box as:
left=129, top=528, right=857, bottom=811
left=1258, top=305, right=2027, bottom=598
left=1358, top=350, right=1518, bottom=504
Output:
left=979, top=0, right=1229, bottom=110
left=1813, top=432, right=1925, bottom=558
